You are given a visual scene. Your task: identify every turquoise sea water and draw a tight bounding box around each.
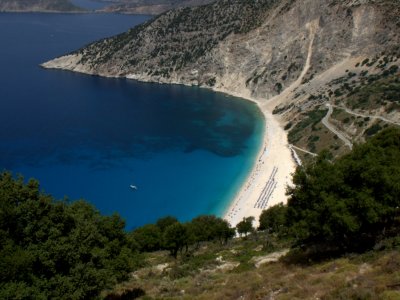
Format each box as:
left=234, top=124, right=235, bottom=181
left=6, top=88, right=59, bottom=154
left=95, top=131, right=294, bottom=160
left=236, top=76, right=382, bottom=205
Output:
left=0, top=13, right=264, bottom=229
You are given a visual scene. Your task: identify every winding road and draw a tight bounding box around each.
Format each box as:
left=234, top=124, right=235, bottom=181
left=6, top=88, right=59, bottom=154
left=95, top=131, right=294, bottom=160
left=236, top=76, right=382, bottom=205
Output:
left=322, top=104, right=353, bottom=150
left=331, top=104, right=400, bottom=126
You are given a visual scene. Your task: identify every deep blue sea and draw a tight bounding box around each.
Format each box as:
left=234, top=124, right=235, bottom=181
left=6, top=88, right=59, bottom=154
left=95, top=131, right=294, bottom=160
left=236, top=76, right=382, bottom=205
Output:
left=0, top=12, right=264, bottom=229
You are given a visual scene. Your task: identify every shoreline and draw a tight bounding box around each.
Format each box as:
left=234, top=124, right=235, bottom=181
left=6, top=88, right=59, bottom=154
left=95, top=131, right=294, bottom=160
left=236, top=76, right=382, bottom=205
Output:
left=218, top=22, right=315, bottom=227
left=211, top=87, right=296, bottom=228
left=41, top=58, right=297, bottom=228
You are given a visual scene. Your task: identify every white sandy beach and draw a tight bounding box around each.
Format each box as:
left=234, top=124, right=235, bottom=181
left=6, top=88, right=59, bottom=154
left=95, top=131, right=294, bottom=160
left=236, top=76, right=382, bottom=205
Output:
left=219, top=21, right=318, bottom=227
left=217, top=91, right=297, bottom=228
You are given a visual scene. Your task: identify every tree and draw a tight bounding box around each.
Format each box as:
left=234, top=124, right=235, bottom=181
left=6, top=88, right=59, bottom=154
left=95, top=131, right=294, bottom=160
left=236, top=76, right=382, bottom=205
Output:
left=189, top=215, right=217, bottom=243
left=188, top=215, right=235, bottom=246
left=236, top=217, right=255, bottom=237
left=286, top=128, right=400, bottom=251
left=163, top=223, right=189, bottom=258
left=156, top=216, right=178, bottom=233
left=130, top=224, right=162, bottom=252
left=214, top=218, right=235, bottom=244
left=258, top=203, right=288, bottom=235
left=0, top=172, right=140, bottom=299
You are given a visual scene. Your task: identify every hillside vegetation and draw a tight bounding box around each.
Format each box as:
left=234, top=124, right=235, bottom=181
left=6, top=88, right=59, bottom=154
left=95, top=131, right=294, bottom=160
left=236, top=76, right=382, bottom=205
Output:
left=75, top=0, right=280, bottom=73
left=108, top=237, right=400, bottom=299
left=282, top=56, right=400, bottom=161
left=1, top=128, right=400, bottom=299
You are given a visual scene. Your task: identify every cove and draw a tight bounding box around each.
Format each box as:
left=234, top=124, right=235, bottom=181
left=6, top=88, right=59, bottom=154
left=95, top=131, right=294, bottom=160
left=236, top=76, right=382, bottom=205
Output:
left=0, top=12, right=264, bottom=229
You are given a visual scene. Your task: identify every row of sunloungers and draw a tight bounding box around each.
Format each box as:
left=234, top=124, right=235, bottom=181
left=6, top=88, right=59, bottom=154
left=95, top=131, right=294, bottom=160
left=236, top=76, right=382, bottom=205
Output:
left=254, top=166, right=278, bottom=209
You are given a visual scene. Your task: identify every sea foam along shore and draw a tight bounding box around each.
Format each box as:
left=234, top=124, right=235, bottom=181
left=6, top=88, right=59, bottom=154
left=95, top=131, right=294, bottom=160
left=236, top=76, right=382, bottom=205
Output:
left=41, top=55, right=297, bottom=228
left=212, top=87, right=296, bottom=228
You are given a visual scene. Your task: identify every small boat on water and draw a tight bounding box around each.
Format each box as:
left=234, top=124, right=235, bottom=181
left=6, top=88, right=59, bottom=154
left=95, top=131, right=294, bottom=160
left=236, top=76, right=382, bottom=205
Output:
left=130, top=185, right=137, bottom=190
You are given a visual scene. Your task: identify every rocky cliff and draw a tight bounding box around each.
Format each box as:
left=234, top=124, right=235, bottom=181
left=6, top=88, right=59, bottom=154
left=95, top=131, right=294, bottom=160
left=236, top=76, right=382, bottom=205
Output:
left=43, top=0, right=400, bottom=157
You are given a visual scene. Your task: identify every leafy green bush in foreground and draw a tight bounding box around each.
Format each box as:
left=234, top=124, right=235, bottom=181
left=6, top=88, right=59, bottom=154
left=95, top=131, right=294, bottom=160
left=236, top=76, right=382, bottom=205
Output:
left=286, top=127, right=400, bottom=251
left=0, top=173, right=140, bottom=299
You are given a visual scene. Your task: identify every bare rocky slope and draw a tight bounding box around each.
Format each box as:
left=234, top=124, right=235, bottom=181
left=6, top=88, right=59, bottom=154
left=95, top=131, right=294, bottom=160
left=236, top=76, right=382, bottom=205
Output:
left=43, top=0, right=400, bottom=158
left=0, top=0, right=83, bottom=12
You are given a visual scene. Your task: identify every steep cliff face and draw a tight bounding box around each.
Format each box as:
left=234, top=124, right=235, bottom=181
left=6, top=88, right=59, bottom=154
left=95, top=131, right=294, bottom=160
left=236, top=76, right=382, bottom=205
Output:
left=43, top=0, right=400, bottom=156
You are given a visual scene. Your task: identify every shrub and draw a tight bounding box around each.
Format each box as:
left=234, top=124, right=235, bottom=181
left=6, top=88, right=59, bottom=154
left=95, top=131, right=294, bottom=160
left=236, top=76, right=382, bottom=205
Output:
left=287, top=128, right=400, bottom=252
left=0, top=173, right=139, bottom=299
